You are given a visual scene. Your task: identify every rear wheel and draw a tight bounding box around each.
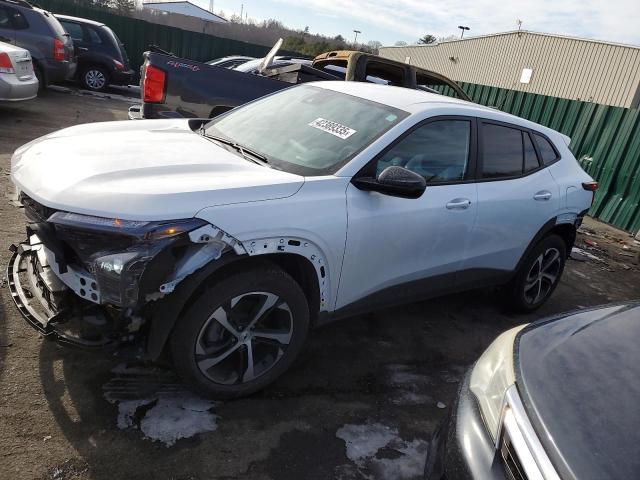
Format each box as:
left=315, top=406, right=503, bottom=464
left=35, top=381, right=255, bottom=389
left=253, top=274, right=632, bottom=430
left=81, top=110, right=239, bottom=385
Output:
left=170, top=265, right=310, bottom=399
left=34, top=63, right=45, bottom=92
left=80, top=65, right=109, bottom=91
left=507, top=234, right=566, bottom=312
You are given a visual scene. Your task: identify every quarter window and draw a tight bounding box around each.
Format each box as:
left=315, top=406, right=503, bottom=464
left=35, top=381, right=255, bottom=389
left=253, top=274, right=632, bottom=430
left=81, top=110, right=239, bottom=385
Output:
left=376, top=120, right=471, bottom=183
left=533, top=133, right=559, bottom=165
left=87, top=26, right=102, bottom=44
left=481, top=123, right=524, bottom=178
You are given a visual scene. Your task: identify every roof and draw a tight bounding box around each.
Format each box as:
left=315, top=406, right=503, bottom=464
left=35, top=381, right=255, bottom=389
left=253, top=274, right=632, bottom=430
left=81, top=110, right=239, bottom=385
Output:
left=54, top=14, right=105, bottom=27
left=382, top=29, right=640, bottom=51
left=312, top=81, right=565, bottom=140
left=143, top=1, right=227, bottom=22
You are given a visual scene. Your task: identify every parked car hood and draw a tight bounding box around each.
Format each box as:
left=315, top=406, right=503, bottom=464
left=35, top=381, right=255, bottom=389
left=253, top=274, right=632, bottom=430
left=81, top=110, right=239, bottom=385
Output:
left=11, top=120, right=304, bottom=220
left=515, top=303, right=640, bottom=480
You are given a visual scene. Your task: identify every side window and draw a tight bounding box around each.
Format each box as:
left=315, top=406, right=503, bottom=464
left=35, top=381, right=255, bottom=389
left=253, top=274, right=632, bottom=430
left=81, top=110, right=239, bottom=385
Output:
left=364, top=61, right=405, bottom=86
left=376, top=120, right=471, bottom=183
left=481, top=123, right=523, bottom=178
left=60, top=21, right=83, bottom=42
left=533, top=133, right=559, bottom=165
left=0, top=8, right=10, bottom=29
left=87, top=26, right=102, bottom=44
left=11, top=10, right=28, bottom=30
left=64, top=21, right=84, bottom=42
left=523, top=132, right=540, bottom=172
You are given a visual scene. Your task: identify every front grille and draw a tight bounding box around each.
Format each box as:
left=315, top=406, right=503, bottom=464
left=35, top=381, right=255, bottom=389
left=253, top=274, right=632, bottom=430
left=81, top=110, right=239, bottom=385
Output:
left=500, top=428, right=527, bottom=480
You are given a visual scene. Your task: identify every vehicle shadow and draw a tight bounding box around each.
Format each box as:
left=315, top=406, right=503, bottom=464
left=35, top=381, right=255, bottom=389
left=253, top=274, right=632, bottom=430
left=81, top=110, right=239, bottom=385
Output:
left=36, top=284, right=581, bottom=479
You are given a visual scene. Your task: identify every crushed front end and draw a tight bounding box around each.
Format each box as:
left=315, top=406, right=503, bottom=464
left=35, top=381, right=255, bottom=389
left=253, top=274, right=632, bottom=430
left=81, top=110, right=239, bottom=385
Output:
left=8, top=193, right=236, bottom=355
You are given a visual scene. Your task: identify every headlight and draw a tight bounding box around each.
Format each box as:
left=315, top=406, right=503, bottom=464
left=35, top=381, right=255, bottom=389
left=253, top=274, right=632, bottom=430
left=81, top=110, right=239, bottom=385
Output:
left=48, top=212, right=207, bottom=241
left=469, top=325, right=526, bottom=443
left=48, top=212, right=208, bottom=307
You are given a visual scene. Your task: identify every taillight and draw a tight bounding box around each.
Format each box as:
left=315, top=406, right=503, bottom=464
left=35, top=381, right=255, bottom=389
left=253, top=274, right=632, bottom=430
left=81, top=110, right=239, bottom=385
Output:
left=54, top=38, right=66, bottom=61
left=582, top=182, right=598, bottom=191
left=0, top=52, right=15, bottom=74
left=113, top=59, right=124, bottom=71
left=143, top=64, right=166, bottom=103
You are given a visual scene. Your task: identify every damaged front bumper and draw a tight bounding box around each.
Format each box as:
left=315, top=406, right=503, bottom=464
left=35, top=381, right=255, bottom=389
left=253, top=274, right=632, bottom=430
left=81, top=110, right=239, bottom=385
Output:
left=8, top=237, right=115, bottom=348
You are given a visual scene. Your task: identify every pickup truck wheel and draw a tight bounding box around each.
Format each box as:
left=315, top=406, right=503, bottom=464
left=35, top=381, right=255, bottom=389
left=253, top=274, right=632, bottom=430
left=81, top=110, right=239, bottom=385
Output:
left=507, top=234, right=566, bottom=312
left=170, top=266, right=310, bottom=399
left=81, top=65, right=109, bottom=91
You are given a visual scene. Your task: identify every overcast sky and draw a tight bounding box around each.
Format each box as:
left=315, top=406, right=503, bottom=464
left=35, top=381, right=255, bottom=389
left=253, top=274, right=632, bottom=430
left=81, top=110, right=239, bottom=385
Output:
left=190, top=0, right=640, bottom=46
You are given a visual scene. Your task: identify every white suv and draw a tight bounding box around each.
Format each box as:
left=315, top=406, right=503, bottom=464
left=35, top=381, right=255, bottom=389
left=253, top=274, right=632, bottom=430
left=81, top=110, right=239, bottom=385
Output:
left=9, top=82, right=596, bottom=398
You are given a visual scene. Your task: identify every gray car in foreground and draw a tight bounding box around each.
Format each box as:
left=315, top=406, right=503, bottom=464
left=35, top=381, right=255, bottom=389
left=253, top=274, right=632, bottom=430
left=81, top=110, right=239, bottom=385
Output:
left=426, top=302, right=640, bottom=480
left=0, top=40, right=37, bottom=100
left=0, top=0, right=75, bottom=87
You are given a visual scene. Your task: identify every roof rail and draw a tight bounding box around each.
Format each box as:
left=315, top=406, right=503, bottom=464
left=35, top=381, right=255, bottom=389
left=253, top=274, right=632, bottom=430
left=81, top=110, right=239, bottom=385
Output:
left=4, top=0, right=34, bottom=8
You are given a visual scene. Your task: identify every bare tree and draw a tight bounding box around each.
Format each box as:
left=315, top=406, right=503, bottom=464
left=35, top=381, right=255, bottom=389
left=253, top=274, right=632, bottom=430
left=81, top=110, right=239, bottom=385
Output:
left=111, top=0, right=135, bottom=15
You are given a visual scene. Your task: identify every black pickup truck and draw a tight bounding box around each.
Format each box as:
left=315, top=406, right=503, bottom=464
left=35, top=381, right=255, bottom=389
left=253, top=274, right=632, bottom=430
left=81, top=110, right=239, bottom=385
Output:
left=129, top=45, right=471, bottom=120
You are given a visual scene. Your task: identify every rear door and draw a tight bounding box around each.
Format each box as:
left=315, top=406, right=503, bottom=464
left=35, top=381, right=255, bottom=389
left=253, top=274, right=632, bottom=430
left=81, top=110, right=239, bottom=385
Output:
left=462, top=120, right=560, bottom=282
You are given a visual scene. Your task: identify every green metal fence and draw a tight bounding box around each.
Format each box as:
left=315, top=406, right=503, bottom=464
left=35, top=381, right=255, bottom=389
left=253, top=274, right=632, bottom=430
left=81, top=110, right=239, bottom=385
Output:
left=36, top=0, right=291, bottom=74
left=451, top=83, right=640, bottom=234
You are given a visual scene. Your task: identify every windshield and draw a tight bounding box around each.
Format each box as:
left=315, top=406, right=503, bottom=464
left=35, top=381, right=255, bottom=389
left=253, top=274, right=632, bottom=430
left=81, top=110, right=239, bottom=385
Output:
left=205, top=85, right=408, bottom=175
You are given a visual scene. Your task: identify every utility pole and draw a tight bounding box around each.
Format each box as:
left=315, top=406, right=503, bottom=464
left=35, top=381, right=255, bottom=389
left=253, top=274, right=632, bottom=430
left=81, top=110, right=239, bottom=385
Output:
left=353, top=29, right=361, bottom=44
left=458, top=25, right=470, bottom=38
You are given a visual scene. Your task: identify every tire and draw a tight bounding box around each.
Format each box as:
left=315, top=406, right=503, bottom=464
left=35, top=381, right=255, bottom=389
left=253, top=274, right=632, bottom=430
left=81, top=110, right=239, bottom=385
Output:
left=33, top=63, right=45, bottom=92
left=80, top=65, right=109, bottom=91
left=506, top=234, right=567, bottom=312
left=170, top=264, right=310, bottom=399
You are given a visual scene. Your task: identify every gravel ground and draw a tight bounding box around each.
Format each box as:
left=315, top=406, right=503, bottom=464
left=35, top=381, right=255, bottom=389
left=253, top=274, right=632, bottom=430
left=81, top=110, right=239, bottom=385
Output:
left=1, top=88, right=639, bottom=480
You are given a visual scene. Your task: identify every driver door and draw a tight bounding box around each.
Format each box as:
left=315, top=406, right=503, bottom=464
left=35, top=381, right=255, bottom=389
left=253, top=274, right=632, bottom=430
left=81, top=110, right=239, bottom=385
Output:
left=336, top=117, right=478, bottom=312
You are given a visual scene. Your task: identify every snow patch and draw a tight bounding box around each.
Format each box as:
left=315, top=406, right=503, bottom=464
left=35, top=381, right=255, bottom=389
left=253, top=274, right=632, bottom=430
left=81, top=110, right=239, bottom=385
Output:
left=336, top=423, right=428, bottom=479
left=103, top=363, right=219, bottom=447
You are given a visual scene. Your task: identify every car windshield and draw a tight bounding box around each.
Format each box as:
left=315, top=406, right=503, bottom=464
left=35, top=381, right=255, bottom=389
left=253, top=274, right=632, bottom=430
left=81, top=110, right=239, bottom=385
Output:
left=204, top=85, right=408, bottom=175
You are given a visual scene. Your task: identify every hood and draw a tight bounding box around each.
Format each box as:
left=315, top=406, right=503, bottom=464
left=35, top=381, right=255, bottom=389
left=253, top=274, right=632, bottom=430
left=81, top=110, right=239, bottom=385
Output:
left=11, top=120, right=304, bottom=220
left=516, top=303, right=640, bottom=480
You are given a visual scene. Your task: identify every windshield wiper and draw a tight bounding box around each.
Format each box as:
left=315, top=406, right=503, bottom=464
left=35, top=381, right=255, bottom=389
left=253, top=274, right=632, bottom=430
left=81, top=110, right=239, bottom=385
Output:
left=202, top=131, right=270, bottom=166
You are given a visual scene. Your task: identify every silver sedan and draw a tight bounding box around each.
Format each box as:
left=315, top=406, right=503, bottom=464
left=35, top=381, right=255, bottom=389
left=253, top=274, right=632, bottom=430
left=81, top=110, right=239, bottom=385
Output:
left=0, top=41, right=38, bottom=102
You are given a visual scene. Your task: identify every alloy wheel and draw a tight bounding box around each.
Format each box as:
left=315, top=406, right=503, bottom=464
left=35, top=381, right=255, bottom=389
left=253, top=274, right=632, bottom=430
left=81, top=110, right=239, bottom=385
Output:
left=194, top=292, right=293, bottom=385
left=523, top=247, right=562, bottom=305
left=85, top=69, right=106, bottom=90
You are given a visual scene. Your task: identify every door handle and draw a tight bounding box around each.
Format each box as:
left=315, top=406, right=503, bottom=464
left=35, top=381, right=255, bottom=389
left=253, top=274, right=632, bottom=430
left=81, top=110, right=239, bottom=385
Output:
left=77, top=47, right=88, bottom=52
left=533, top=190, right=552, bottom=201
left=446, top=198, right=471, bottom=210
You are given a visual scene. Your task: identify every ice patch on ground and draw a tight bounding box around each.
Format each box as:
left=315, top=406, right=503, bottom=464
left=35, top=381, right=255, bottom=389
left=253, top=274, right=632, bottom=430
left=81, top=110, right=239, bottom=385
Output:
left=103, top=363, right=219, bottom=447
left=336, top=423, right=428, bottom=479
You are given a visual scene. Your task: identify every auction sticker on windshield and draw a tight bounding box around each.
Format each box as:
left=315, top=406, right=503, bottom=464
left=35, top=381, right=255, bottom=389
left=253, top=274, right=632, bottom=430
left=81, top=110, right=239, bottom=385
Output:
left=308, top=118, right=357, bottom=140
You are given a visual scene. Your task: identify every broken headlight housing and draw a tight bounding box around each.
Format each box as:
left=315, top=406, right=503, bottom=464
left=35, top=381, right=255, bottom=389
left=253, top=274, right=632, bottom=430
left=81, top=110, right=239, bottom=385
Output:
left=48, top=212, right=208, bottom=308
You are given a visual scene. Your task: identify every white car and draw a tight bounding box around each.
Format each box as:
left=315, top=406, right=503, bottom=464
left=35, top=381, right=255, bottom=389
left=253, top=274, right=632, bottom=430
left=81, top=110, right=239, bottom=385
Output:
left=0, top=41, right=38, bottom=101
left=8, top=82, right=596, bottom=398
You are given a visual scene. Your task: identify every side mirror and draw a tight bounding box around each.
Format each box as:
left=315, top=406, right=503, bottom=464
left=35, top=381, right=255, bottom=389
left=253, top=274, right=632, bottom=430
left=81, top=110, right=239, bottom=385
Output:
left=352, top=166, right=427, bottom=199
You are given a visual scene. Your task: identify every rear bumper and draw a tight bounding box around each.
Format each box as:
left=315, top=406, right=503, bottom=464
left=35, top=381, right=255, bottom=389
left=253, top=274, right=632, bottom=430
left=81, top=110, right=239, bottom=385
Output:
left=112, top=69, right=135, bottom=86
left=425, top=371, right=507, bottom=480
left=0, top=73, right=38, bottom=101
left=42, top=58, right=77, bottom=85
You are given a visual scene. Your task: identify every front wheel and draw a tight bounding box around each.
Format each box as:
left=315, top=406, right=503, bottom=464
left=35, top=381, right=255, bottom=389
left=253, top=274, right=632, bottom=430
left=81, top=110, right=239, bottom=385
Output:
left=507, top=234, right=566, bottom=312
left=170, top=264, right=310, bottom=399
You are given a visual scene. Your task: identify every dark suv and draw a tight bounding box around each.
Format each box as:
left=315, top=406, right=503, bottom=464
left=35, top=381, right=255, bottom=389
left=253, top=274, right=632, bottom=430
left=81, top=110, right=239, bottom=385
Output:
left=0, top=0, right=75, bottom=87
left=56, top=14, right=134, bottom=91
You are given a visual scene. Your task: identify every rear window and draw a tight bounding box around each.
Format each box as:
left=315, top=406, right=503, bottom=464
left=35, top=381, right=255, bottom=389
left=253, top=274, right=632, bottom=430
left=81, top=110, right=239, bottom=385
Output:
left=533, top=133, right=559, bottom=165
